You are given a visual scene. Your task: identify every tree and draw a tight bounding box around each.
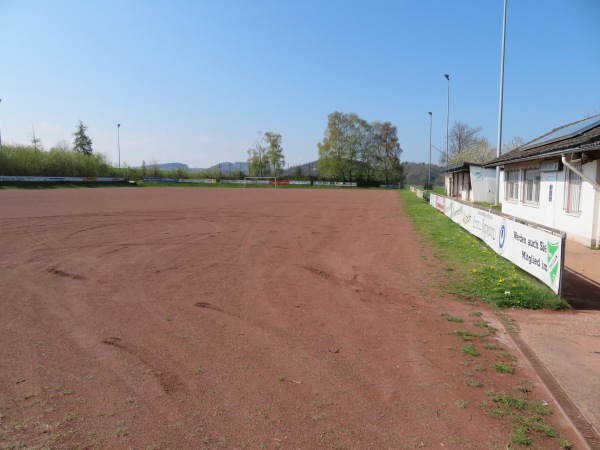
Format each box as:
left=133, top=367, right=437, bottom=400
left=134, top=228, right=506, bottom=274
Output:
left=53, top=139, right=71, bottom=152
left=247, top=132, right=268, bottom=177
left=73, top=120, right=93, bottom=155
left=29, top=125, right=43, bottom=151
left=317, top=112, right=405, bottom=184
left=440, top=121, right=482, bottom=165
left=263, top=131, right=285, bottom=177
left=502, top=136, right=524, bottom=153
left=441, top=121, right=497, bottom=165
left=449, top=137, right=495, bottom=165
left=247, top=131, right=285, bottom=177
left=372, top=121, right=403, bottom=184
left=317, top=112, right=366, bottom=181
left=149, top=157, right=161, bottom=177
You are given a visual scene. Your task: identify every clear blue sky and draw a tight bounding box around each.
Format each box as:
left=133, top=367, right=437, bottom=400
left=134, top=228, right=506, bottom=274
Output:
left=1, top=0, right=599, bottom=169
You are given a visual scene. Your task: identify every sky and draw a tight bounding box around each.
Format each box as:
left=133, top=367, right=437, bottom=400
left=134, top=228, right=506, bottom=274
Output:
left=1, top=0, right=599, bottom=169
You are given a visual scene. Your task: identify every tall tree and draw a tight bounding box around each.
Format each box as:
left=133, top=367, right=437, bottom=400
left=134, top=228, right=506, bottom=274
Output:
left=317, top=112, right=365, bottom=181
left=264, top=131, right=285, bottom=177
left=449, top=137, right=496, bottom=165
left=440, top=121, right=482, bottom=165
left=247, top=132, right=268, bottom=177
left=372, top=121, right=403, bottom=184
left=73, top=120, right=93, bottom=155
left=29, top=125, right=43, bottom=151
left=440, top=120, right=499, bottom=165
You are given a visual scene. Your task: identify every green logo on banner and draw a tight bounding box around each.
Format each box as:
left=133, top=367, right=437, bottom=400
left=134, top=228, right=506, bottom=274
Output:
left=547, top=241, right=560, bottom=284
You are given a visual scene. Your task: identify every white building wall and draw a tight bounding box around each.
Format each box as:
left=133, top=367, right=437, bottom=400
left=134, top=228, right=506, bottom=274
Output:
left=500, top=160, right=600, bottom=246
left=469, top=166, right=497, bottom=203
left=553, top=160, right=599, bottom=246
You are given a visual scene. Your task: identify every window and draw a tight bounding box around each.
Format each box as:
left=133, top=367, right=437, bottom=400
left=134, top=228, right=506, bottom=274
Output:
left=523, top=170, right=540, bottom=204
left=505, top=170, right=519, bottom=201
left=564, top=163, right=582, bottom=214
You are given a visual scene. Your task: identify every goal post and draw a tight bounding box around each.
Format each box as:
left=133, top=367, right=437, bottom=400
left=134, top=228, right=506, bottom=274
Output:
left=243, top=176, right=277, bottom=187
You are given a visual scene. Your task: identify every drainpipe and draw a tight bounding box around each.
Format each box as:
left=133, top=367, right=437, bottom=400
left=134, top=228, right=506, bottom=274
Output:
left=562, top=155, right=600, bottom=247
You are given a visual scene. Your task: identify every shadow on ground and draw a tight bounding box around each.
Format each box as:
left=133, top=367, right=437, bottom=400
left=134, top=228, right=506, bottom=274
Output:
left=562, top=267, right=600, bottom=311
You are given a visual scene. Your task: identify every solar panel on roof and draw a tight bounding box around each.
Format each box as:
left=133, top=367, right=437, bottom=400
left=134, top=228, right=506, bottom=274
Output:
left=526, top=116, right=600, bottom=147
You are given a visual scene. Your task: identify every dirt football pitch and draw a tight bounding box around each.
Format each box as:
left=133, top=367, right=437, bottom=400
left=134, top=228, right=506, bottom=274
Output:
left=0, top=187, right=585, bottom=449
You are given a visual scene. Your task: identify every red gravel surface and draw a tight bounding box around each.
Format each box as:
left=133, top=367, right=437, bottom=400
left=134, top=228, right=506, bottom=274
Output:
left=0, top=187, right=585, bottom=449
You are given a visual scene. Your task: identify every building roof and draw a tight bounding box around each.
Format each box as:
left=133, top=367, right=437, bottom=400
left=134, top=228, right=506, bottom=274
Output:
left=483, top=114, right=600, bottom=167
left=441, top=161, right=482, bottom=173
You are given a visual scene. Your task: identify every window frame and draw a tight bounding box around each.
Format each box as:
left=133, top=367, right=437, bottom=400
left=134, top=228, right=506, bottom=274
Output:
left=523, top=169, right=541, bottom=205
left=504, top=170, right=519, bottom=202
left=564, top=163, right=582, bottom=214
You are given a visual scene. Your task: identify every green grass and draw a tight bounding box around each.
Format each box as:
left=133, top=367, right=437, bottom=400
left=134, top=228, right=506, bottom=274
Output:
left=493, top=363, right=515, bottom=374
left=461, top=344, right=480, bottom=357
left=399, top=190, right=570, bottom=310
left=454, top=330, right=476, bottom=341
left=463, top=378, right=482, bottom=388
left=484, top=343, right=503, bottom=351
left=486, top=391, right=561, bottom=446
left=441, top=313, right=463, bottom=323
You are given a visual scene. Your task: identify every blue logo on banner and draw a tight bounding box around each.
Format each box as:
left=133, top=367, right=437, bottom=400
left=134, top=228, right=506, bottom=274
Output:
left=498, top=220, right=507, bottom=254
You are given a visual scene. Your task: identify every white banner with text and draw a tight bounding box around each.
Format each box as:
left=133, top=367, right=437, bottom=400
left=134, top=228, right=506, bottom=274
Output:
left=429, top=193, right=563, bottom=294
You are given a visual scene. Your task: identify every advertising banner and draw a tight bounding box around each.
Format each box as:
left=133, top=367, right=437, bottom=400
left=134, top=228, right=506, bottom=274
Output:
left=423, top=193, right=563, bottom=294
left=314, top=181, right=357, bottom=187
left=143, top=177, right=179, bottom=183
left=0, top=176, right=124, bottom=182
left=180, top=178, right=217, bottom=183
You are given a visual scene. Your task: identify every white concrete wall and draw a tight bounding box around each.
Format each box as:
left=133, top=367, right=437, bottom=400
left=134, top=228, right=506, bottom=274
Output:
left=470, top=166, right=497, bottom=203
left=500, top=160, right=600, bottom=246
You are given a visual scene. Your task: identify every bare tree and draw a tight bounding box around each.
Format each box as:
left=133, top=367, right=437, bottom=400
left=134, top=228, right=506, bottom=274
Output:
left=29, top=125, right=43, bottom=150
left=502, top=136, right=524, bottom=153
left=440, top=121, right=482, bottom=165
left=449, top=137, right=496, bottom=165
left=53, top=139, right=71, bottom=152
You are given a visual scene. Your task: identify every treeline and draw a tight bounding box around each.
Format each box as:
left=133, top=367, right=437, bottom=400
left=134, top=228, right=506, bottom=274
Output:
left=317, top=112, right=404, bottom=185
left=0, top=145, right=114, bottom=177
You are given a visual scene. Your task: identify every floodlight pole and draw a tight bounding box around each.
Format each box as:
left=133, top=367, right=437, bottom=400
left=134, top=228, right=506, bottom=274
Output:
left=117, top=123, right=121, bottom=176
left=428, top=112, right=432, bottom=185
left=495, top=0, right=507, bottom=206
left=0, top=99, right=2, bottom=148
left=444, top=74, right=450, bottom=167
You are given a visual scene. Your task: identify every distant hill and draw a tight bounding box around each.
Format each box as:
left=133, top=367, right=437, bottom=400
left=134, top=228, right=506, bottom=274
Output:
left=155, top=162, right=189, bottom=171
left=153, top=160, right=442, bottom=185
left=402, top=161, right=444, bottom=187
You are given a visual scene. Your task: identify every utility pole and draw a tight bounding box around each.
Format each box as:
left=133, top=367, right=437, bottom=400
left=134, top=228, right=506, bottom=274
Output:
left=495, top=0, right=508, bottom=205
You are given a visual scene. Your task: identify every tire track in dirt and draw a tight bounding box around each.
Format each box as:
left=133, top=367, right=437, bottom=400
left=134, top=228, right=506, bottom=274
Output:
left=101, top=337, right=184, bottom=395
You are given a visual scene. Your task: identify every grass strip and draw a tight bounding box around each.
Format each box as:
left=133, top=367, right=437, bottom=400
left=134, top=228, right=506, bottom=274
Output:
left=399, top=189, right=569, bottom=310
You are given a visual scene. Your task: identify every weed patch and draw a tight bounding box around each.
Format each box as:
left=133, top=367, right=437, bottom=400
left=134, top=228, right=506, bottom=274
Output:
left=454, top=330, right=475, bottom=341
left=442, top=313, right=463, bottom=323
left=461, top=344, right=480, bottom=357
left=493, top=363, right=515, bottom=374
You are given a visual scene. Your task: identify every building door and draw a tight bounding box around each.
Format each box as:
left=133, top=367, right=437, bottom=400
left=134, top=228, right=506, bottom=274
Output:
left=544, top=175, right=556, bottom=228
